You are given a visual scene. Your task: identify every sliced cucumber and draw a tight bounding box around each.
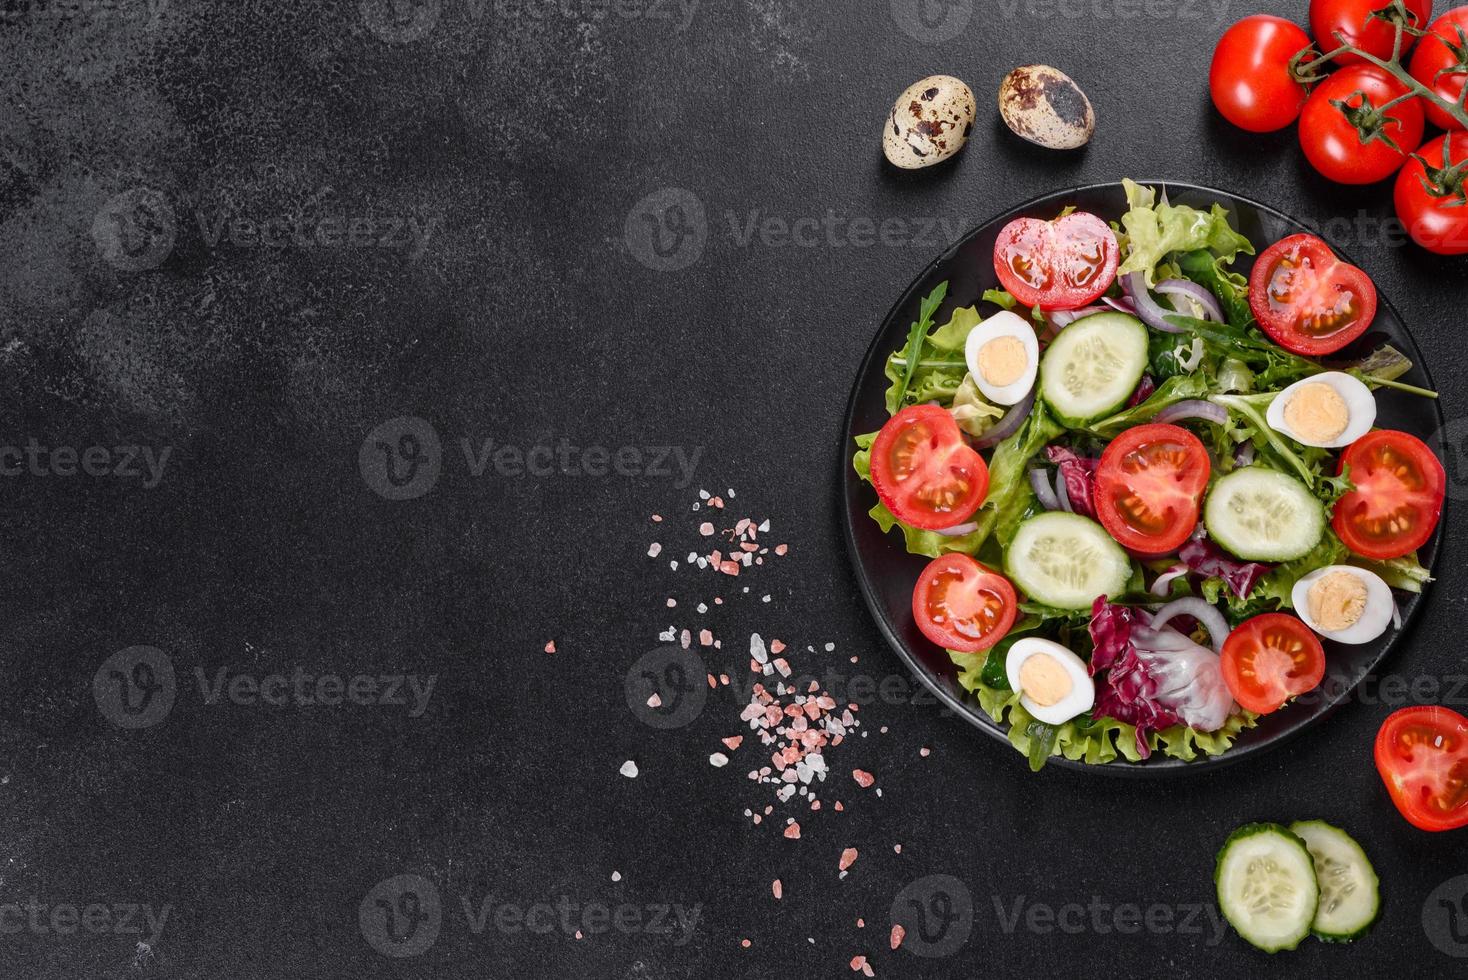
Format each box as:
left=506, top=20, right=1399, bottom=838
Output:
left=1215, top=822, right=1319, bottom=953
left=1004, top=512, right=1130, bottom=610
left=1039, top=312, right=1149, bottom=425
left=1289, top=820, right=1380, bottom=943
left=1204, top=467, right=1324, bottom=562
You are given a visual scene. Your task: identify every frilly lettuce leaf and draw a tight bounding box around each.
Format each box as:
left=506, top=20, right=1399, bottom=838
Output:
left=949, top=374, right=1005, bottom=438
left=1117, top=179, right=1254, bottom=287
left=952, top=651, right=1258, bottom=768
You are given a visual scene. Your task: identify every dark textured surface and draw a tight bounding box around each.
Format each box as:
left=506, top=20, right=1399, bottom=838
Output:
left=1, top=1, right=1467, bottom=977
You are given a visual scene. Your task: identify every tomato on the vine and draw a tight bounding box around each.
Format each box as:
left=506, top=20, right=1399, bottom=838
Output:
left=1299, top=65, right=1424, bottom=184
left=1408, top=6, right=1468, bottom=130
left=1395, top=133, right=1468, bottom=254
left=1210, top=15, right=1314, bottom=133
left=1310, top=0, right=1433, bottom=65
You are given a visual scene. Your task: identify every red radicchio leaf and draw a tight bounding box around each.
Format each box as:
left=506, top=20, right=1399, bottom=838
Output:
left=1087, top=598, right=1184, bottom=760
left=1178, top=533, right=1272, bottom=600
left=1044, top=445, right=1099, bottom=520
left=1126, top=374, right=1156, bottom=408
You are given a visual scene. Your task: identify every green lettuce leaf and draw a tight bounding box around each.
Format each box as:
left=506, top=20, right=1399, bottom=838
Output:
left=1353, top=553, right=1434, bottom=593
left=1117, top=179, right=1255, bottom=287
left=885, top=282, right=950, bottom=415
left=1087, top=373, right=1212, bottom=437
left=852, top=431, right=987, bottom=558
left=973, top=406, right=1064, bottom=550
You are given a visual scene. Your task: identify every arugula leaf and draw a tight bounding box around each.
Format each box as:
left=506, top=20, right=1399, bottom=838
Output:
left=1177, top=248, right=1252, bottom=329
left=886, top=282, right=950, bottom=415
left=1026, top=720, right=1060, bottom=772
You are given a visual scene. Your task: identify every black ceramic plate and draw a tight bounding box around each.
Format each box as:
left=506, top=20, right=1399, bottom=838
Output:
left=841, top=180, right=1445, bottom=776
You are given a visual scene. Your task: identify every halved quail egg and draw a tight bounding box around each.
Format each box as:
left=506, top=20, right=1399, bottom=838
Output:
left=1266, top=372, right=1376, bottom=449
left=964, top=310, right=1039, bottom=406
left=1005, top=637, right=1095, bottom=725
left=1291, top=564, right=1395, bottom=644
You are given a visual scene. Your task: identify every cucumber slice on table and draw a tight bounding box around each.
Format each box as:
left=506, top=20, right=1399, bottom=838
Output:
left=1289, top=820, right=1381, bottom=943
left=1204, top=467, right=1324, bottom=562
left=1039, top=312, right=1149, bottom=425
left=1004, top=511, right=1130, bottom=611
left=1215, top=823, right=1319, bottom=953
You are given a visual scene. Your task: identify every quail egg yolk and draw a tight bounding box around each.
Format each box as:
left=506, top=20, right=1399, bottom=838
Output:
left=1308, top=571, right=1368, bottom=632
left=1282, top=382, right=1348, bottom=443
left=1018, top=653, right=1073, bottom=707
left=978, top=336, right=1028, bottom=388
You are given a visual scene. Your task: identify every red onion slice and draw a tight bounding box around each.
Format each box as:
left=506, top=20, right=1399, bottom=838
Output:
left=1149, top=597, right=1230, bottom=653
left=971, top=387, right=1035, bottom=450
left=1234, top=441, right=1255, bottom=467
left=1155, top=279, right=1225, bottom=323
left=1121, top=271, right=1186, bottom=334
left=1055, top=471, right=1073, bottom=513
left=1028, top=468, right=1061, bottom=511
left=1102, top=295, right=1135, bottom=314
left=1150, top=563, right=1190, bottom=597
left=1049, top=306, right=1109, bottom=329
left=935, top=521, right=979, bottom=537
left=1153, top=399, right=1229, bottom=426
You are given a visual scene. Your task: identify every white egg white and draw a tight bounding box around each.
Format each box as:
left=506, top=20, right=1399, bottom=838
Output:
left=1291, top=565, right=1395, bottom=645
left=1265, top=372, right=1376, bottom=449
left=1005, top=637, right=1095, bottom=726
left=964, top=310, right=1039, bottom=407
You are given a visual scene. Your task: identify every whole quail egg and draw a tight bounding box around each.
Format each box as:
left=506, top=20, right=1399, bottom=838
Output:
left=882, top=75, right=977, bottom=169
left=999, top=65, right=1095, bottom=150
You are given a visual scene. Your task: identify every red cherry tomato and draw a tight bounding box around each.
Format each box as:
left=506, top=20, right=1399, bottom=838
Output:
left=1094, top=424, right=1210, bottom=556
left=1210, top=15, right=1314, bottom=133
left=869, top=405, right=989, bottom=531
left=911, top=553, right=1018, bottom=653
left=992, top=211, right=1119, bottom=312
left=1375, top=706, right=1468, bottom=832
left=1395, top=133, right=1468, bottom=255
left=1333, top=429, right=1446, bottom=560
left=1220, top=614, right=1326, bottom=715
left=1299, top=65, right=1424, bottom=185
left=1247, top=234, right=1378, bottom=356
left=1310, top=0, right=1432, bottom=65
left=1409, top=6, right=1468, bottom=130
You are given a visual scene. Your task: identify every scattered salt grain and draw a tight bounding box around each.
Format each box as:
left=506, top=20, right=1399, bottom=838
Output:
left=619, top=761, right=638, bottom=778
left=651, top=514, right=662, bottom=522
left=710, top=753, right=729, bottom=768
left=647, top=542, right=662, bottom=558
left=772, top=879, right=782, bottom=900
left=920, top=747, right=931, bottom=757
left=852, top=769, right=875, bottom=788
left=890, top=924, right=905, bottom=950
left=699, top=522, right=715, bottom=536
left=544, top=641, right=556, bottom=654
left=666, top=598, right=676, bottom=608
left=611, top=871, right=622, bottom=882
left=783, top=822, right=801, bottom=839
left=646, top=693, right=662, bottom=708
left=839, top=847, right=858, bottom=872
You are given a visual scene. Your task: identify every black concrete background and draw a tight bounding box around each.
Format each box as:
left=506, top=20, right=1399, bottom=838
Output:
left=2, top=0, right=1467, bottom=977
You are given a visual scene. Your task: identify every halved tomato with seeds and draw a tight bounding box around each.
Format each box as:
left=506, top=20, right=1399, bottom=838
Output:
left=1375, top=706, right=1468, bottom=832
left=912, top=553, right=1018, bottom=653
left=1248, top=234, right=1377, bottom=356
left=1333, top=430, right=1445, bottom=560
left=1220, top=614, right=1325, bottom=714
left=869, top=405, right=989, bottom=531
left=1093, top=423, right=1210, bottom=556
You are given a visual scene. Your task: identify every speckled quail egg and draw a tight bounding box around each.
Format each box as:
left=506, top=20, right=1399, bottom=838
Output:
left=1292, top=564, right=1395, bottom=644
left=882, top=75, right=976, bottom=169
left=1006, top=637, right=1096, bottom=725
left=964, top=310, right=1039, bottom=406
left=1265, top=372, right=1377, bottom=449
left=998, top=65, right=1095, bottom=150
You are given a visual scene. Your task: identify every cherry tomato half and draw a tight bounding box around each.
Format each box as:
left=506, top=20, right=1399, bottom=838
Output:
left=1210, top=15, right=1314, bottom=133
left=869, top=405, right=989, bottom=531
left=1409, top=6, right=1468, bottom=131
left=1333, top=429, right=1446, bottom=560
left=1395, top=133, right=1468, bottom=256
left=912, top=553, right=1018, bottom=653
left=1221, top=613, right=1327, bottom=714
left=1248, top=234, right=1378, bottom=356
left=1299, top=65, right=1424, bottom=185
left=1310, top=0, right=1432, bottom=65
left=992, top=211, right=1119, bottom=312
left=1094, top=423, right=1210, bottom=556
left=1375, top=706, right=1468, bottom=832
